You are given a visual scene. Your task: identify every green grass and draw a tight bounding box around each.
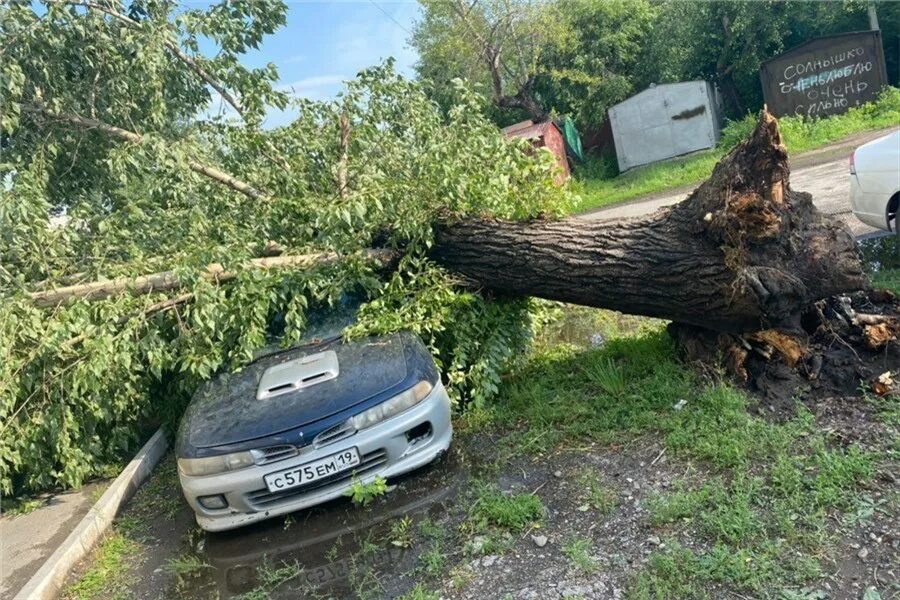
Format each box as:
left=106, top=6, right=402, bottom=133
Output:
left=397, top=584, right=441, bottom=600
left=858, top=233, right=900, bottom=294
left=0, top=495, right=46, bottom=516
left=232, top=561, right=305, bottom=600
left=576, top=467, right=618, bottom=515
left=63, top=455, right=187, bottom=599
left=418, top=542, right=446, bottom=576
left=63, top=532, right=141, bottom=600
left=870, top=269, right=900, bottom=295
left=573, top=87, right=900, bottom=213
left=468, top=486, right=545, bottom=533
left=562, top=537, right=598, bottom=573
left=479, top=320, right=879, bottom=597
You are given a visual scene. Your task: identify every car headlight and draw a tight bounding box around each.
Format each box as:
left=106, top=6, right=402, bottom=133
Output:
left=352, top=380, right=434, bottom=430
left=177, top=451, right=255, bottom=477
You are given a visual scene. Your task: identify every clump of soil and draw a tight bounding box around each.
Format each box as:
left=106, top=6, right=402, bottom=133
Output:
left=673, top=288, right=900, bottom=420
left=762, top=290, right=900, bottom=414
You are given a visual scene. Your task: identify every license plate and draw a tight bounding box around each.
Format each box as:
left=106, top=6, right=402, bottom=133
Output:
left=264, top=448, right=360, bottom=493
left=304, top=558, right=350, bottom=585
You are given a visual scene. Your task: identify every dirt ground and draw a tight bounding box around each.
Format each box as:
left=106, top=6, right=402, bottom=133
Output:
left=61, top=353, right=899, bottom=600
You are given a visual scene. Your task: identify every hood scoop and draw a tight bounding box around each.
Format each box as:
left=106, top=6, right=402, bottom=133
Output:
left=256, top=350, right=339, bottom=401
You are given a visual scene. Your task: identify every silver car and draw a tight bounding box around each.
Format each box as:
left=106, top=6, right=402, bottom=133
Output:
left=175, top=330, right=452, bottom=531
left=850, top=129, right=900, bottom=232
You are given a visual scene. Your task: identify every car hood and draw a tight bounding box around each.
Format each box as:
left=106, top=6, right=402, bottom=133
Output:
left=182, top=334, right=408, bottom=448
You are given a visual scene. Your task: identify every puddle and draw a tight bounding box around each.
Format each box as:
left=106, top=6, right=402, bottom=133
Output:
left=856, top=231, right=900, bottom=273
left=537, top=305, right=665, bottom=349
left=175, top=454, right=462, bottom=599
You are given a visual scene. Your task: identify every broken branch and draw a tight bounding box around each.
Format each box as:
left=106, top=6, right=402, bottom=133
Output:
left=25, top=105, right=269, bottom=201
left=28, top=250, right=397, bottom=308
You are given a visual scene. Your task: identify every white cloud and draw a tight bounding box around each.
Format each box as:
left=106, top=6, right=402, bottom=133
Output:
left=278, top=74, right=347, bottom=100
left=282, top=54, right=306, bottom=65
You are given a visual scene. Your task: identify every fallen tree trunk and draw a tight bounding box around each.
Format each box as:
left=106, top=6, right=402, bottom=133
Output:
left=432, top=110, right=866, bottom=334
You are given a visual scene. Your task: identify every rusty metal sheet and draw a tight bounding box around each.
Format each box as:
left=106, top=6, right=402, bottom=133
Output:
left=760, top=30, right=888, bottom=118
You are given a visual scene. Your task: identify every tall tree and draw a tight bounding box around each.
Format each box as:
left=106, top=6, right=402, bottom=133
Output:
left=638, top=1, right=793, bottom=116
left=412, top=0, right=567, bottom=123
left=412, top=0, right=655, bottom=128
left=638, top=0, right=888, bottom=118
left=532, top=0, right=656, bottom=128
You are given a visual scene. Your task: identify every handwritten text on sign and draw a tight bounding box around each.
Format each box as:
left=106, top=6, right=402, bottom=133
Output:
left=779, top=47, right=873, bottom=116
left=760, top=32, right=887, bottom=118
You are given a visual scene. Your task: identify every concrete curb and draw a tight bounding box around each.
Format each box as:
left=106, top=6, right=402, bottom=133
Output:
left=14, top=429, right=169, bottom=600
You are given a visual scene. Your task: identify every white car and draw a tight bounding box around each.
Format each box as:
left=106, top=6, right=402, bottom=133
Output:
left=850, top=130, right=900, bottom=231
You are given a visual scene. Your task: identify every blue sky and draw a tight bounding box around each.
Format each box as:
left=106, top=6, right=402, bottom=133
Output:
left=204, top=1, right=422, bottom=127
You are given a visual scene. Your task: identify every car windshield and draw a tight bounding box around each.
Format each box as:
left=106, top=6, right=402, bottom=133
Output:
left=250, top=293, right=364, bottom=363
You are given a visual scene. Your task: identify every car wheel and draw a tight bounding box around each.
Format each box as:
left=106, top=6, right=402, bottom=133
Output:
left=429, top=449, right=448, bottom=466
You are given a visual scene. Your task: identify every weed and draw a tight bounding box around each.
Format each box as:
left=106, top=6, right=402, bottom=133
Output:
left=584, top=357, right=627, bottom=397
left=389, top=516, right=414, bottom=548
left=576, top=468, right=618, bottom=515
left=324, top=542, right=339, bottom=562
left=164, top=553, right=210, bottom=575
left=257, top=560, right=304, bottom=589
left=348, top=557, right=383, bottom=600
left=345, top=475, right=388, bottom=506
left=450, top=565, right=474, bottom=590
left=562, top=537, right=597, bottom=573
left=780, top=588, right=830, bottom=600
left=358, top=532, right=380, bottom=557
left=63, top=532, right=141, bottom=600
left=233, top=560, right=304, bottom=600
left=418, top=518, right=446, bottom=542
left=0, top=495, right=45, bottom=516
left=397, top=583, right=440, bottom=600
left=843, top=494, right=888, bottom=528
left=468, top=486, right=544, bottom=533
left=419, top=542, right=445, bottom=576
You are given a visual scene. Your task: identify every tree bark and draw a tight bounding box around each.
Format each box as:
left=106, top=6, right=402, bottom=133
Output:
left=432, top=109, right=866, bottom=334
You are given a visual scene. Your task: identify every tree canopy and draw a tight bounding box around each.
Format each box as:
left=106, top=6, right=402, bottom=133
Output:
left=0, top=0, right=570, bottom=494
left=412, top=0, right=899, bottom=128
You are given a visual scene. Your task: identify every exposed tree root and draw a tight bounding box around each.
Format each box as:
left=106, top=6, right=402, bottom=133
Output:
left=671, top=290, right=900, bottom=406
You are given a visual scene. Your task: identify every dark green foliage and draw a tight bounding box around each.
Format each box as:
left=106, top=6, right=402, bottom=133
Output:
left=414, top=0, right=898, bottom=127
left=468, top=486, right=545, bottom=533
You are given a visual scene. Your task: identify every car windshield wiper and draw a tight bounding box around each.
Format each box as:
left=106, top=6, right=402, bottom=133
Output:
left=249, top=334, right=343, bottom=365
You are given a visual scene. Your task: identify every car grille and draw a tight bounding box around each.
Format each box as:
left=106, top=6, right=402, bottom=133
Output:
left=245, top=449, right=388, bottom=510
left=251, top=444, right=299, bottom=466
left=313, top=418, right=356, bottom=449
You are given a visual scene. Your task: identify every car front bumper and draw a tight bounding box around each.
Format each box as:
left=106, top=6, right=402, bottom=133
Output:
left=179, top=382, right=453, bottom=532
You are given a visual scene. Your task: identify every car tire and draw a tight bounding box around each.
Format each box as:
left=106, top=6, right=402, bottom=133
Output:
left=429, top=449, right=448, bottom=466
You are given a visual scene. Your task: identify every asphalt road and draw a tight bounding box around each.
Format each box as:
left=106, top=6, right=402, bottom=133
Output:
left=579, top=128, right=899, bottom=238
